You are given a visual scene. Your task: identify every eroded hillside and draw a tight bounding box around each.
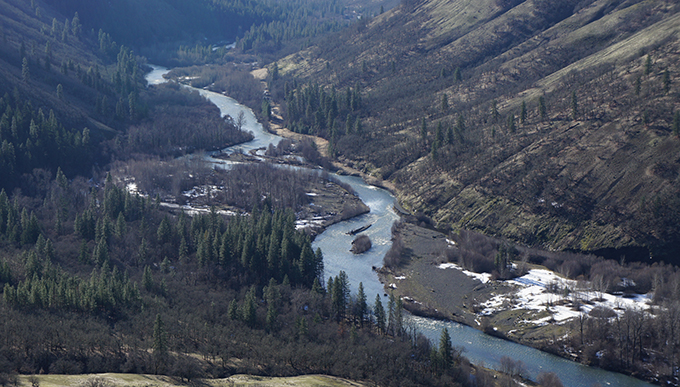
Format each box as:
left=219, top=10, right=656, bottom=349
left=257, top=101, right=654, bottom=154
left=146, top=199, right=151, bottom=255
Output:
left=276, top=0, right=680, bottom=261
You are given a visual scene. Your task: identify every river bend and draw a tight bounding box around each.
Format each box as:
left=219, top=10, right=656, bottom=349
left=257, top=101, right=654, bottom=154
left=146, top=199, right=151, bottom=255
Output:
left=146, top=65, right=654, bottom=387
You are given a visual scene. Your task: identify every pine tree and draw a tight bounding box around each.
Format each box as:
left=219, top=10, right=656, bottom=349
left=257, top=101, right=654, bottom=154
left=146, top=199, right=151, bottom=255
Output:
left=507, top=114, right=515, bottom=133
left=441, top=94, right=449, bottom=112
left=374, top=293, right=386, bottom=334
left=22, top=58, right=30, bottom=82
left=453, top=67, right=461, bottom=82
left=115, top=212, right=126, bottom=238
left=228, top=298, right=239, bottom=320
left=157, top=216, right=171, bottom=244
left=71, top=12, right=81, bottom=37
left=356, top=282, right=367, bottom=326
left=241, top=286, right=257, bottom=327
left=538, top=96, right=547, bottom=121
left=143, top=265, right=154, bottom=291
left=439, top=327, right=453, bottom=369
left=331, top=271, right=349, bottom=321
left=152, top=314, right=168, bottom=374
left=520, top=100, right=527, bottom=124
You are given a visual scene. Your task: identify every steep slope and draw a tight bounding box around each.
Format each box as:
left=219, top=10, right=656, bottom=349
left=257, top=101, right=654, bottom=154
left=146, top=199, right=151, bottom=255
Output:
left=277, top=0, right=680, bottom=262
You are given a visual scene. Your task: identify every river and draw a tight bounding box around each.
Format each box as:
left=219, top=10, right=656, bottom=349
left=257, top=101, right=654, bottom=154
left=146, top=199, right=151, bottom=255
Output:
left=146, top=65, right=655, bottom=387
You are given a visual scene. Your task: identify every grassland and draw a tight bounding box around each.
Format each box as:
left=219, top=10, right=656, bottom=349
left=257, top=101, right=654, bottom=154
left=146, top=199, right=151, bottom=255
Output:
left=18, top=373, right=366, bottom=387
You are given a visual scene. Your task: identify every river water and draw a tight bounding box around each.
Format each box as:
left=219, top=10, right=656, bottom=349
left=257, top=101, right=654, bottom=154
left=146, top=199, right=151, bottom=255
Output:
left=146, top=65, right=655, bottom=387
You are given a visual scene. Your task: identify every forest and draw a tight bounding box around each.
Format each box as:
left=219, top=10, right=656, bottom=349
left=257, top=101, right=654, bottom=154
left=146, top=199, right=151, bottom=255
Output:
left=2, top=0, right=680, bottom=386
left=0, top=0, right=493, bottom=386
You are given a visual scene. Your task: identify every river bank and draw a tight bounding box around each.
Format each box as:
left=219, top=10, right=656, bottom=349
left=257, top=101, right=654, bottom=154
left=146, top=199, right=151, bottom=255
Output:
left=242, top=66, right=660, bottom=385
left=379, top=219, right=661, bottom=385
left=148, top=64, right=657, bottom=387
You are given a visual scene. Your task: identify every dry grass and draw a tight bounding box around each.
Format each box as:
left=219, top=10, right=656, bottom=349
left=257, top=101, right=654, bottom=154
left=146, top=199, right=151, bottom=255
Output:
left=19, top=373, right=367, bottom=387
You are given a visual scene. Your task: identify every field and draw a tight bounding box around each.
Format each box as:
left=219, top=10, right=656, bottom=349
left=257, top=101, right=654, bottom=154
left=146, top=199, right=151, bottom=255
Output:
left=18, top=373, right=366, bottom=387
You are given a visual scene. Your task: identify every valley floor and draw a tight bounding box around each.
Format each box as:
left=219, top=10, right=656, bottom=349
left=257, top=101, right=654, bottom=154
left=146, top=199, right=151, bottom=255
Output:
left=378, top=221, right=657, bottom=380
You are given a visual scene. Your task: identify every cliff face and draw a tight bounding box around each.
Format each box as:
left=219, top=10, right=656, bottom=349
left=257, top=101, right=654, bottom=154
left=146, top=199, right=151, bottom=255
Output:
left=279, top=0, right=680, bottom=261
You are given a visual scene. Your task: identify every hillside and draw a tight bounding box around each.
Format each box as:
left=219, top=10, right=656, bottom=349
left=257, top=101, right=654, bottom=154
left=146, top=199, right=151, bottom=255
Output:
left=0, top=2, right=480, bottom=386
left=275, top=0, right=680, bottom=262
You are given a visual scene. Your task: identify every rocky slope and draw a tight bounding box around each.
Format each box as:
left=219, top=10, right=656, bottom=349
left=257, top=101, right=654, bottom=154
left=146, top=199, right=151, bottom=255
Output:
left=277, top=0, right=680, bottom=262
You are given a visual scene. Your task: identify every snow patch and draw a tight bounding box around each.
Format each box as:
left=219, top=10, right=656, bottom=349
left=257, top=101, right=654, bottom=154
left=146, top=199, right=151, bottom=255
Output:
left=480, top=268, right=653, bottom=324
left=438, top=263, right=491, bottom=283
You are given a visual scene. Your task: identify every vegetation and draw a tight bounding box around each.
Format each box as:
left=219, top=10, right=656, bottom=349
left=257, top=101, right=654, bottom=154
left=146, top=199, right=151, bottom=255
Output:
left=0, top=167, right=483, bottom=386
left=3, top=0, right=680, bottom=385
left=0, top=2, right=482, bottom=387
left=386, top=218, right=680, bottom=383
left=275, top=0, right=680, bottom=265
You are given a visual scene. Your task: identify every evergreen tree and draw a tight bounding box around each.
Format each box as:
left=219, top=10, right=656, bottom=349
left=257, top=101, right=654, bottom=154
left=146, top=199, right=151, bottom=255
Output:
left=520, top=100, right=527, bottom=124
left=143, top=265, right=154, bottom=291
left=453, top=67, right=461, bottom=82
left=331, top=271, right=349, bottom=321
left=156, top=216, right=171, bottom=244
left=507, top=114, right=515, bottom=133
left=152, top=314, right=168, bottom=374
left=441, top=94, right=449, bottom=112
left=228, top=298, right=239, bottom=320
left=241, top=286, right=257, bottom=327
left=538, top=96, right=547, bottom=121
left=374, top=293, right=386, bottom=334
left=439, top=327, right=453, bottom=370
left=355, top=282, right=367, bottom=326
left=22, top=58, right=30, bottom=82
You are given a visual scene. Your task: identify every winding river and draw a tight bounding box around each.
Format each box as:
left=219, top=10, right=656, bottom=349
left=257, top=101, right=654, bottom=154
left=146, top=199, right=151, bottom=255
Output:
left=146, top=65, right=655, bottom=387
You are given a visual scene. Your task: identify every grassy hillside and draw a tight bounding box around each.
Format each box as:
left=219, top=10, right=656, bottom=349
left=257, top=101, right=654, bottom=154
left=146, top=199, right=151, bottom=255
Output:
left=274, top=0, right=680, bottom=262
left=18, top=373, right=367, bottom=387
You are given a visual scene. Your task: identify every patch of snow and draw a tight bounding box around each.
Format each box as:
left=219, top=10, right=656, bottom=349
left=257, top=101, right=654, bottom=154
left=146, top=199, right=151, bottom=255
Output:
left=445, top=238, right=456, bottom=246
left=394, top=276, right=406, bottom=280
left=438, top=263, right=492, bottom=283
left=403, top=296, right=422, bottom=305
left=159, top=202, right=236, bottom=216
left=479, top=268, right=654, bottom=325
left=306, top=192, right=318, bottom=196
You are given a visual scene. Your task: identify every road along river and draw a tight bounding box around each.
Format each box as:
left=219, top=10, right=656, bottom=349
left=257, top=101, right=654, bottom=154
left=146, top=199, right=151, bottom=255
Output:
left=146, top=65, right=654, bottom=387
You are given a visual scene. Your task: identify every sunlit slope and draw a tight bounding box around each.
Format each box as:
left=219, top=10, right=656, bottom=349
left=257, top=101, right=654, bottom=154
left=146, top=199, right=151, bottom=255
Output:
left=282, top=0, right=680, bottom=259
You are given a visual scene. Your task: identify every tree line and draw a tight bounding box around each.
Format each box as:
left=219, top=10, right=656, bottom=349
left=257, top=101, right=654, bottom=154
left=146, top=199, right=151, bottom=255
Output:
left=0, top=166, right=490, bottom=386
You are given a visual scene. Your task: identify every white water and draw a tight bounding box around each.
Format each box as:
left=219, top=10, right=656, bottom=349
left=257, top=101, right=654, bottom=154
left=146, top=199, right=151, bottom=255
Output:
left=145, top=65, right=655, bottom=387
